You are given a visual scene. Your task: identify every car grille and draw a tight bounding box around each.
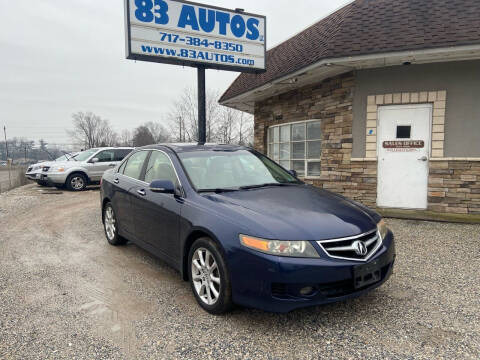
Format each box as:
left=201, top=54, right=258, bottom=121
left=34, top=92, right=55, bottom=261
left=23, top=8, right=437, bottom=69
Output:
left=317, top=229, right=381, bottom=261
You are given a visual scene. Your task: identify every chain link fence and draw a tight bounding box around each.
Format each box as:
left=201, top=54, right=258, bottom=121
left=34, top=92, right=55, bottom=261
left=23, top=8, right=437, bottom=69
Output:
left=0, top=166, right=30, bottom=194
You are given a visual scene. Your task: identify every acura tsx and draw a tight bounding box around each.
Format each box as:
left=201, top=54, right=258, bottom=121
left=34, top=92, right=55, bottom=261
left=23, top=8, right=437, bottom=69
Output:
left=100, top=144, right=395, bottom=314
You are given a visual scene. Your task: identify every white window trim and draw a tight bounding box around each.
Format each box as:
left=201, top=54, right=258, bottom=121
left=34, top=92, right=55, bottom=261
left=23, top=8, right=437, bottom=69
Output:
left=267, top=119, right=322, bottom=178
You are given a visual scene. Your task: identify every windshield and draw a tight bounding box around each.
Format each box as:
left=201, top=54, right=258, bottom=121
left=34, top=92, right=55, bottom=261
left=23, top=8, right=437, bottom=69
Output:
left=178, top=150, right=300, bottom=191
left=74, top=149, right=98, bottom=162
left=55, top=153, right=76, bottom=161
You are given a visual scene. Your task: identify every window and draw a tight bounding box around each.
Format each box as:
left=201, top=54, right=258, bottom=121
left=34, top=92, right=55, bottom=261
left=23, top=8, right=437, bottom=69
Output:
left=75, top=148, right=98, bottom=162
left=267, top=120, right=322, bottom=177
left=144, top=151, right=177, bottom=184
left=95, top=150, right=115, bottom=163
left=396, top=126, right=411, bottom=139
left=122, top=151, right=149, bottom=180
left=114, top=149, right=133, bottom=161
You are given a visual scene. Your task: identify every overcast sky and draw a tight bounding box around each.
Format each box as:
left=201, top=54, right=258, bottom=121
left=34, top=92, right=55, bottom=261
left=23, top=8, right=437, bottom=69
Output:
left=0, top=0, right=351, bottom=145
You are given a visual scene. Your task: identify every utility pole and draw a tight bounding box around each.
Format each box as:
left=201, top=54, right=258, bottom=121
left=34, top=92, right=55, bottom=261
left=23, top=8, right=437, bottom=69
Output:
left=178, top=116, right=182, bottom=143
left=3, top=126, right=11, bottom=188
left=3, top=126, right=8, bottom=161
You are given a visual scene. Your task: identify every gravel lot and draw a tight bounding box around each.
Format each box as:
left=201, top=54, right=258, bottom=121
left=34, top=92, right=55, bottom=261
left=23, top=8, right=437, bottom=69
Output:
left=0, top=184, right=479, bottom=359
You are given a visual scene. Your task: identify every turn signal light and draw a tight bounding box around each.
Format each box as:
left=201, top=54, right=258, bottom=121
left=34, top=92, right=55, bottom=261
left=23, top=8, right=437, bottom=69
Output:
left=240, top=235, right=269, bottom=251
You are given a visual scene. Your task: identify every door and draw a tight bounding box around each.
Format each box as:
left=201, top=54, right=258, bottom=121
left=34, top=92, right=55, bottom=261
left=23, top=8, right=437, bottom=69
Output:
left=113, top=150, right=150, bottom=236
left=133, top=150, right=182, bottom=259
left=377, top=104, right=432, bottom=209
left=87, top=149, right=117, bottom=181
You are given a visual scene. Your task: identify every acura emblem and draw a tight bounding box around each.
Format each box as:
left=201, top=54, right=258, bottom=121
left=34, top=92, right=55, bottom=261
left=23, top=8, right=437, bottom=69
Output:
left=352, top=240, right=368, bottom=256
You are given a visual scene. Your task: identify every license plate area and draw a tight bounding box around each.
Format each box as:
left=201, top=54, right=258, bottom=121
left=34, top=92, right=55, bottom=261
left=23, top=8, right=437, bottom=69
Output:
left=353, top=259, right=382, bottom=289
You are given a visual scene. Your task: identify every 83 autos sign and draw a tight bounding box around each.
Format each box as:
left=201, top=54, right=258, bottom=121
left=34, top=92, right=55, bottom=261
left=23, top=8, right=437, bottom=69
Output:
left=125, top=0, right=266, bottom=72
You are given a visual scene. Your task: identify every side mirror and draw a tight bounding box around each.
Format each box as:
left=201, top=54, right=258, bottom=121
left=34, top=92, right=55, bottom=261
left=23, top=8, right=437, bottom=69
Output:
left=149, top=180, right=175, bottom=194
left=288, top=170, right=298, bottom=177
left=90, top=158, right=99, bottom=163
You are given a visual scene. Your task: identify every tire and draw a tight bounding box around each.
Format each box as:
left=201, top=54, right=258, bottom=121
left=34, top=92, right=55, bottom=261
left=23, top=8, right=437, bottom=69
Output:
left=188, top=237, right=233, bottom=315
left=66, top=173, right=87, bottom=191
left=103, top=202, right=127, bottom=246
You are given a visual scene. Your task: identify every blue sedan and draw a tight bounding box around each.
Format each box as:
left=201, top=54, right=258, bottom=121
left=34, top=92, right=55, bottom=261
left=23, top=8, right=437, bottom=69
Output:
left=100, top=144, right=395, bottom=314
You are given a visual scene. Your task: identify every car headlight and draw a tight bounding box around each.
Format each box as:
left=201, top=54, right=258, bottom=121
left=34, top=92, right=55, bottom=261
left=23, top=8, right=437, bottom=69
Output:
left=239, top=235, right=319, bottom=258
left=51, top=166, right=66, bottom=172
left=377, top=219, right=388, bottom=240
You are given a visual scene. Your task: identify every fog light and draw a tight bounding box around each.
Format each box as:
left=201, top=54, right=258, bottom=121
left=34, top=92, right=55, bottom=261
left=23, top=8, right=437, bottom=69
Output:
left=299, top=286, right=314, bottom=296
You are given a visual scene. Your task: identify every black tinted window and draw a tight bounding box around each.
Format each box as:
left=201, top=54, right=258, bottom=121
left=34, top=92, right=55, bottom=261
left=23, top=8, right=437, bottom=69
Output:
left=123, top=151, right=149, bottom=180
left=114, top=149, right=132, bottom=161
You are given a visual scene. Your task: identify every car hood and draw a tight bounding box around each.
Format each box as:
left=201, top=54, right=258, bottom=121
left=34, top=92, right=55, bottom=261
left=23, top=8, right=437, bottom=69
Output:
left=29, top=161, right=53, bottom=171
left=49, top=160, right=82, bottom=168
left=201, top=185, right=377, bottom=241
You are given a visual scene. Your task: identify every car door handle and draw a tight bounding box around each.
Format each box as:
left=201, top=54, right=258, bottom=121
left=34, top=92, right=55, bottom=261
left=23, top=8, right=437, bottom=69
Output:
left=418, top=156, right=428, bottom=162
left=108, top=163, right=116, bottom=167
left=137, top=189, right=146, bottom=196
left=113, top=178, right=119, bottom=184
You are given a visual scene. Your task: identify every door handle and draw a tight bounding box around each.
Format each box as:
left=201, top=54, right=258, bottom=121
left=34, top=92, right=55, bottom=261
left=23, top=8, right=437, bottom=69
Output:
left=113, top=178, right=119, bottom=184
left=137, top=189, right=146, bottom=196
left=418, top=156, right=428, bottom=162
left=108, top=163, right=116, bottom=167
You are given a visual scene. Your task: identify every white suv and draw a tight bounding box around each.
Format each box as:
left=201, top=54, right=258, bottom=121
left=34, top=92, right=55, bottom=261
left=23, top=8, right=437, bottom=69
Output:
left=41, top=147, right=133, bottom=191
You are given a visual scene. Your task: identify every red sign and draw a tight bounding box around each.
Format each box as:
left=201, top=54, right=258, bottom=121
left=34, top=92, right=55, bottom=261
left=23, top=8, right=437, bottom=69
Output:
left=383, top=140, right=424, bottom=149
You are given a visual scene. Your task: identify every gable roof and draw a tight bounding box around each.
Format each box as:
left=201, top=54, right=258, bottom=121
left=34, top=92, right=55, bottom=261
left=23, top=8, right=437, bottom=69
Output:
left=220, top=0, right=480, bottom=103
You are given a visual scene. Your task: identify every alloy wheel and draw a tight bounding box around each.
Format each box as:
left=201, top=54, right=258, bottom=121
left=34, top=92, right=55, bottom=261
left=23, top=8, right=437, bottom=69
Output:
left=191, top=248, right=221, bottom=306
left=104, top=206, right=116, bottom=241
left=71, top=176, right=84, bottom=190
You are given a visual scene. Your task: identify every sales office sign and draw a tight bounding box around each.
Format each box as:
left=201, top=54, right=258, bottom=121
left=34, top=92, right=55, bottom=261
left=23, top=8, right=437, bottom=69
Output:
left=124, top=0, right=266, bottom=72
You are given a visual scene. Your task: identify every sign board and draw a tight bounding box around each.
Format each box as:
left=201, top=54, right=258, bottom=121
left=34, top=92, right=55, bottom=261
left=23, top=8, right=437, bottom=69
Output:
left=383, top=140, right=425, bottom=149
left=124, top=0, right=266, bottom=73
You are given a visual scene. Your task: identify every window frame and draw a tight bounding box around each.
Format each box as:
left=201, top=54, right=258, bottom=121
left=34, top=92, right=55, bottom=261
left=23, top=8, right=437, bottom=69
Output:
left=267, top=119, right=322, bottom=178
left=119, top=150, right=151, bottom=182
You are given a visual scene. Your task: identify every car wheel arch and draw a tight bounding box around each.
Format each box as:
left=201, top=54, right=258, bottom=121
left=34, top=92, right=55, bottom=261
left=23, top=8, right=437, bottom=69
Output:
left=66, top=171, right=90, bottom=185
left=181, top=228, right=226, bottom=281
left=102, top=198, right=111, bottom=223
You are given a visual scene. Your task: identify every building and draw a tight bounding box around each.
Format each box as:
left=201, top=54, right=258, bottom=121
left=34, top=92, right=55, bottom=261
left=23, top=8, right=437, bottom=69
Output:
left=220, top=0, right=480, bottom=217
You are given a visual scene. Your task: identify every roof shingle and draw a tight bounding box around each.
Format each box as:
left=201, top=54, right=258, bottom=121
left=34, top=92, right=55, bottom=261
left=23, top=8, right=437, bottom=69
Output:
left=220, top=0, right=480, bottom=102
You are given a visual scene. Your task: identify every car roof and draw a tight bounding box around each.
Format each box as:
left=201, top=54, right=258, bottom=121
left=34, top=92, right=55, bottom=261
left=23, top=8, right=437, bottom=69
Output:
left=139, top=143, right=249, bottom=154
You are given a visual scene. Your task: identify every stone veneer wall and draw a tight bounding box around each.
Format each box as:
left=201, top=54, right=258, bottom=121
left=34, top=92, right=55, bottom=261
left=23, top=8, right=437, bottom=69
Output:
left=253, top=72, right=380, bottom=205
left=253, top=72, right=479, bottom=215
left=429, top=161, right=480, bottom=214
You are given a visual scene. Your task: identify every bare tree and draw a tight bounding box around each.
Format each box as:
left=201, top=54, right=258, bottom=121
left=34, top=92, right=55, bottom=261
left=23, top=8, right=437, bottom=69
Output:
left=119, top=129, right=133, bottom=147
left=167, top=87, right=253, bottom=145
left=144, top=121, right=170, bottom=143
left=167, top=87, right=221, bottom=143
left=132, top=126, right=155, bottom=147
left=67, top=111, right=118, bottom=148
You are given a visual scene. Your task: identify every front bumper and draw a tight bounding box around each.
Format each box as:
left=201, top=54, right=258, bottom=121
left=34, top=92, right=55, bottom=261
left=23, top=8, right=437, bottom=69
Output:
left=43, top=173, right=68, bottom=185
left=230, top=232, right=395, bottom=313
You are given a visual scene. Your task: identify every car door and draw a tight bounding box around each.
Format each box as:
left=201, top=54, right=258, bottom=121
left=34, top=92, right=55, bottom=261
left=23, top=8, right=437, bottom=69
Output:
left=132, top=150, right=183, bottom=260
left=88, top=150, right=117, bottom=181
left=112, top=150, right=150, bottom=238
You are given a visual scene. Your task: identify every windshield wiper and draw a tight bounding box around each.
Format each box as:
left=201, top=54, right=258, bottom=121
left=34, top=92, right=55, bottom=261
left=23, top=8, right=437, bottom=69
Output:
left=240, top=183, right=292, bottom=190
left=197, top=188, right=240, bottom=194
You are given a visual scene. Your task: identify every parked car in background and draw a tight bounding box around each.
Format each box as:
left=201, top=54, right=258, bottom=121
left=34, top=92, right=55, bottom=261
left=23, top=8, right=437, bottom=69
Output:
left=0, top=161, right=7, bottom=167
left=100, top=144, right=395, bottom=314
left=26, top=153, right=78, bottom=186
left=41, top=147, right=133, bottom=191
